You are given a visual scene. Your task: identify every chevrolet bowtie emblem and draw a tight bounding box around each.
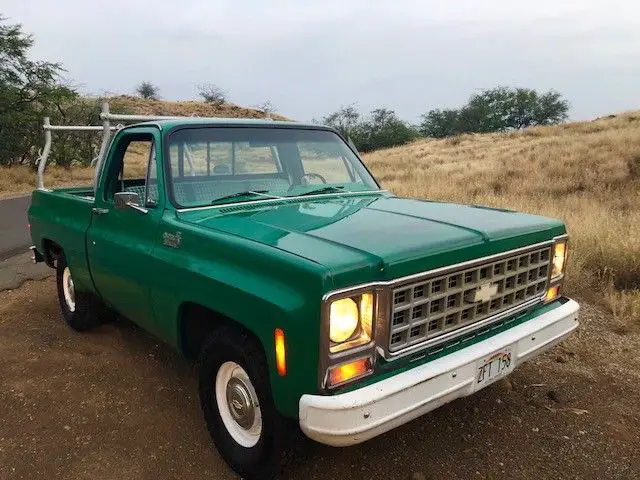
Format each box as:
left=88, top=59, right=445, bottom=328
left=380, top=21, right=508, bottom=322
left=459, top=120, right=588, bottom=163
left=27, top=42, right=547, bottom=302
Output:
left=470, top=282, right=499, bottom=303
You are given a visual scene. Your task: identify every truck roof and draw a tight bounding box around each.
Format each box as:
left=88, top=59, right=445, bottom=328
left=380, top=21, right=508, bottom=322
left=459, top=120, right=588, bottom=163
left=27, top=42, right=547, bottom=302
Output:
left=129, top=118, right=327, bottom=131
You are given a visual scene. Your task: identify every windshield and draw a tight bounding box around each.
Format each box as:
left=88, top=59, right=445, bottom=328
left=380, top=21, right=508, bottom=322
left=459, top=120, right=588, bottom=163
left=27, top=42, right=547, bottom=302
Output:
left=166, top=127, right=379, bottom=208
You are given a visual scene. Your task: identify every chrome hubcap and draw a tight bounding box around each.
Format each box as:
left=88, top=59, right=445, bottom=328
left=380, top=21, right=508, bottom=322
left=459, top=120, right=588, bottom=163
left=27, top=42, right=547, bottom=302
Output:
left=62, top=266, right=75, bottom=312
left=215, top=361, right=262, bottom=447
left=226, top=377, right=255, bottom=429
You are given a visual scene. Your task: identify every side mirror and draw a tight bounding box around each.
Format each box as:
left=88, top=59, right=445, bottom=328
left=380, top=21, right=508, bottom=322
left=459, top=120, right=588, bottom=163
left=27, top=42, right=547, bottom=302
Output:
left=114, top=191, right=141, bottom=209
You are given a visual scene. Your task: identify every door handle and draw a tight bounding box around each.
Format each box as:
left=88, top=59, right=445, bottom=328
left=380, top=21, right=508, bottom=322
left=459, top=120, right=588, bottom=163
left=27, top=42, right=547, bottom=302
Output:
left=92, top=207, right=109, bottom=215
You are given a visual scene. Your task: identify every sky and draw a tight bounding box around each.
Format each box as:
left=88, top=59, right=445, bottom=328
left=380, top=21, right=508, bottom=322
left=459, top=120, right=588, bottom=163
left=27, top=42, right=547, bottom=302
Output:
left=3, top=0, right=640, bottom=122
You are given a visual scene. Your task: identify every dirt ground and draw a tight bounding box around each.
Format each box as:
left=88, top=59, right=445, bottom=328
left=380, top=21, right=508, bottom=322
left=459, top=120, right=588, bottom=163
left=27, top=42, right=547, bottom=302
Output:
left=1, top=278, right=639, bottom=480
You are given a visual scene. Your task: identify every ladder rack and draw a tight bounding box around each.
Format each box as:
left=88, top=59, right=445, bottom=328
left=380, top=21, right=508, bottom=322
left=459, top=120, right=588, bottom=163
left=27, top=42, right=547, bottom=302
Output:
left=37, top=101, right=196, bottom=192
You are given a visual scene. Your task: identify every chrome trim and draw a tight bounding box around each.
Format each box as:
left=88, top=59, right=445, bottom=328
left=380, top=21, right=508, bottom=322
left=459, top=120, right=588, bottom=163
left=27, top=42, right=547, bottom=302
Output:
left=543, top=234, right=569, bottom=303
left=320, top=239, right=558, bottom=364
left=385, top=244, right=551, bottom=355
left=549, top=235, right=568, bottom=281
left=321, top=239, right=555, bottom=302
left=322, top=355, right=375, bottom=390
left=176, top=190, right=389, bottom=213
left=127, top=202, right=149, bottom=214
left=318, top=285, right=382, bottom=390
left=382, top=296, right=542, bottom=359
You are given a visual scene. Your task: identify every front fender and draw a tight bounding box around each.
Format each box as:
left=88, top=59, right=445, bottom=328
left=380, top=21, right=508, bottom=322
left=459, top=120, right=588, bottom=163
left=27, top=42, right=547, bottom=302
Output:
left=150, top=217, right=328, bottom=417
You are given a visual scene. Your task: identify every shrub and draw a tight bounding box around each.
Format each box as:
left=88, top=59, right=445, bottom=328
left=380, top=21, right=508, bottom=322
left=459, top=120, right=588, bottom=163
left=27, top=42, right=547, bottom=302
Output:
left=197, top=83, right=226, bottom=106
left=136, top=81, right=160, bottom=100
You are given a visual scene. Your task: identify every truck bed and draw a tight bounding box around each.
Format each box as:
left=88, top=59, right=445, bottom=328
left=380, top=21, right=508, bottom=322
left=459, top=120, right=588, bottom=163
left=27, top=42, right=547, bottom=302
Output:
left=51, top=186, right=95, bottom=200
left=28, top=188, right=96, bottom=294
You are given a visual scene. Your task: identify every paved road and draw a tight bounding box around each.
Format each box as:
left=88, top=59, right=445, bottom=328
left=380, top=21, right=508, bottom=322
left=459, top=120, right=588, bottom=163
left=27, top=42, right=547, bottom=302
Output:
left=0, top=195, right=31, bottom=260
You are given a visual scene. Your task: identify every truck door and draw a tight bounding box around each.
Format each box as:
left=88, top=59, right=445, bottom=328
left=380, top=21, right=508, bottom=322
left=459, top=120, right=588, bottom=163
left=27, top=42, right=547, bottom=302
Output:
left=87, top=127, right=164, bottom=333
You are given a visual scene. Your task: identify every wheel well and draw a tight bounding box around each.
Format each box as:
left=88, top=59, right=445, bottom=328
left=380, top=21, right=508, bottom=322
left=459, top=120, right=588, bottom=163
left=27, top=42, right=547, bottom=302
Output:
left=179, top=302, right=265, bottom=360
left=42, top=239, right=63, bottom=268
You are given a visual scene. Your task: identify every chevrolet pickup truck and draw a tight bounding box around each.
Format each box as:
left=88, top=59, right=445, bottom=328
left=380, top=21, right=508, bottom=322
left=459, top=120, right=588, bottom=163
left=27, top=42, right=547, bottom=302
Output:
left=29, top=113, right=579, bottom=479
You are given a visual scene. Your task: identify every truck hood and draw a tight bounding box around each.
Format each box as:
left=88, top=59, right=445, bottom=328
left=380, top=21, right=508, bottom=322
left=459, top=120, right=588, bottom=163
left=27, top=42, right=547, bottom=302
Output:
left=177, top=194, right=565, bottom=286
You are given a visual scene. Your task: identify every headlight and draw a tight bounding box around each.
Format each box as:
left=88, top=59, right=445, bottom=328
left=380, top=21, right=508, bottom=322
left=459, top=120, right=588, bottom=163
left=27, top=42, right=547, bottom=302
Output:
left=551, top=241, right=567, bottom=278
left=329, top=298, right=359, bottom=343
left=328, top=292, right=375, bottom=352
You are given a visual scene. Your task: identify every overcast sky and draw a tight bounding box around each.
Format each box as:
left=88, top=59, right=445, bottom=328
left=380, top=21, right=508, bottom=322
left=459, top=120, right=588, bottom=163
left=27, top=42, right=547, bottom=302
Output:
left=3, top=0, right=640, bottom=122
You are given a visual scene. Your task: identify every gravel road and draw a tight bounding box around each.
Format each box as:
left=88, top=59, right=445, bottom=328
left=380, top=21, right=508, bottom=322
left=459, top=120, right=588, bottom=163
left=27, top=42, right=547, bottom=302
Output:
left=1, top=276, right=639, bottom=479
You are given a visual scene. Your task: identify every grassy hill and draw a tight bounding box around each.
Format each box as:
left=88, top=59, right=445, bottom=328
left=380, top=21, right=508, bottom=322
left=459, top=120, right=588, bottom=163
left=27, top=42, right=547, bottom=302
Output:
left=105, top=95, right=286, bottom=119
left=364, top=112, right=640, bottom=326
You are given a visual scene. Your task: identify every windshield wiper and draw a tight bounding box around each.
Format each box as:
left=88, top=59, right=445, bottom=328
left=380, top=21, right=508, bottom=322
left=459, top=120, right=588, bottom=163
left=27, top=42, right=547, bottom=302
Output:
left=290, top=186, right=346, bottom=197
left=211, top=190, right=279, bottom=205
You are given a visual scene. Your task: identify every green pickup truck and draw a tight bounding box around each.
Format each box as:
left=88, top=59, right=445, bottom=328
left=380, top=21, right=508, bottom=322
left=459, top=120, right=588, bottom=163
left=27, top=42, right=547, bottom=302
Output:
left=29, top=113, right=579, bottom=479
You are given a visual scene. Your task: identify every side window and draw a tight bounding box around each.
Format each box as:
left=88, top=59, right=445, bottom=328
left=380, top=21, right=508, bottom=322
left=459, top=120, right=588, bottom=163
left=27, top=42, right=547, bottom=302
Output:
left=122, top=141, right=152, bottom=180
left=106, top=135, right=157, bottom=207
left=298, top=142, right=354, bottom=183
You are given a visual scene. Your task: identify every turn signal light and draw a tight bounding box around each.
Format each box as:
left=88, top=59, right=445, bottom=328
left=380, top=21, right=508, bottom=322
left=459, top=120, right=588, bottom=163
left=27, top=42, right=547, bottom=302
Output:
left=275, top=328, right=286, bottom=376
left=328, top=357, right=372, bottom=387
left=545, top=286, right=560, bottom=303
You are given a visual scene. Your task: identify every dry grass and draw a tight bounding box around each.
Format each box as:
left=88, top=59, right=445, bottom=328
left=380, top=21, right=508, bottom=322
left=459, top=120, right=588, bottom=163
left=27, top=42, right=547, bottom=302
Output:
left=0, top=164, right=94, bottom=199
left=363, top=111, right=640, bottom=327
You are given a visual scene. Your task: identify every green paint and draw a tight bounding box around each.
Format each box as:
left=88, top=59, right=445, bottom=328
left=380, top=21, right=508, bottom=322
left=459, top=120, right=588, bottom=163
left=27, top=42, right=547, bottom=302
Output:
left=28, top=119, right=569, bottom=419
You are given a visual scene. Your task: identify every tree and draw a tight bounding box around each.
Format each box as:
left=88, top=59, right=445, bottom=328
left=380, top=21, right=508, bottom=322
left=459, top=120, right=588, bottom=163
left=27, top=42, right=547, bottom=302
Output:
left=0, top=16, right=77, bottom=166
left=136, top=81, right=159, bottom=100
left=419, top=87, right=570, bottom=138
left=357, top=108, right=418, bottom=152
left=419, top=109, right=461, bottom=138
left=460, top=86, right=514, bottom=133
left=197, top=83, right=225, bottom=106
left=320, top=104, right=361, bottom=139
left=320, top=105, right=417, bottom=152
left=507, top=88, right=569, bottom=128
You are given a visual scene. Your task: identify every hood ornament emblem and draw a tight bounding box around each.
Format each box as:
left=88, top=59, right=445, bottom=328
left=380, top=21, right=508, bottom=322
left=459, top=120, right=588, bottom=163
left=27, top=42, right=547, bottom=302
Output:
left=468, top=282, right=499, bottom=304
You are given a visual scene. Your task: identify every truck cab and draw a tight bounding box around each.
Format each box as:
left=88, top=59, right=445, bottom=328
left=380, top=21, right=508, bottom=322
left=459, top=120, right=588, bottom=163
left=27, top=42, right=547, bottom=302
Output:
left=29, top=112, right=579, bottom=479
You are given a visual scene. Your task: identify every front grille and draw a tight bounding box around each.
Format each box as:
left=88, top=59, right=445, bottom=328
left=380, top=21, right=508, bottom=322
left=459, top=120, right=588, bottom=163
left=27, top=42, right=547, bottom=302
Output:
left=388, top=245, right=551, bottom=353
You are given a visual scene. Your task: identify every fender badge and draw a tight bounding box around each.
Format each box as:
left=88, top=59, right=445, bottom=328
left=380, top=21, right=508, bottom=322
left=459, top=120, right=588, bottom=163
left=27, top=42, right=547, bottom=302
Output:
left=162, top=231, right=182, bottom=249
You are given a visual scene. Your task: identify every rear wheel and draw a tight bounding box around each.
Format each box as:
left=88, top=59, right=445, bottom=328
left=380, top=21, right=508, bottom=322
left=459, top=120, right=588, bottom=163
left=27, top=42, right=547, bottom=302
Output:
left=198, top=326, right=284, bottom=480
left=56, top=255, right=115, bottom=331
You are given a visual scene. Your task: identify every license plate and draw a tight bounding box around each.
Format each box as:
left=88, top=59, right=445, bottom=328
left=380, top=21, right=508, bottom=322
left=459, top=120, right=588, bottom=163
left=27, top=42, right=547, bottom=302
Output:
left=474, top=347, right=514, bottom=392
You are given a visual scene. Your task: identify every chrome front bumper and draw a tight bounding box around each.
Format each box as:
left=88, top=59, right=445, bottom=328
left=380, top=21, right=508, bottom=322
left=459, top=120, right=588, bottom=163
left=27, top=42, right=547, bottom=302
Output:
left=299, top=298, right=579, bottom=447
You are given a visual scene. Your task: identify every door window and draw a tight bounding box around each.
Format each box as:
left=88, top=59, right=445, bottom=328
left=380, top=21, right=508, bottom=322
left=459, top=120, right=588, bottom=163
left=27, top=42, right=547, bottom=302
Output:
left=106, top=134, right=158, bottom=207
left=121, top=141, right=152, bottom=180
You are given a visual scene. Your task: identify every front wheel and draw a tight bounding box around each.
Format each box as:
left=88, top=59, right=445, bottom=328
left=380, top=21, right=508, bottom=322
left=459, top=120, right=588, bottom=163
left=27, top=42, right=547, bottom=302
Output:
left=198, top=326, right=284, bottom=480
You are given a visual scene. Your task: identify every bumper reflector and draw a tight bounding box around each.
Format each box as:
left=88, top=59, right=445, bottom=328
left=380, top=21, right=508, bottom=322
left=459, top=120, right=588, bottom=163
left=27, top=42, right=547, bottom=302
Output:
left=328, top=357, right=372, bottom=388
left=275, top=328, right=286, bottom=376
